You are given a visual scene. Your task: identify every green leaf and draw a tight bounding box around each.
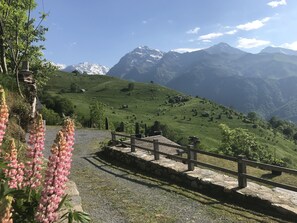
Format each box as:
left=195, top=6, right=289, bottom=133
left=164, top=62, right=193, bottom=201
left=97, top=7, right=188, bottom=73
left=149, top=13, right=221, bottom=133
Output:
left=56, top=194, right=68, bottom=212
left=73, top=211, right=91, bottom=223
left=68, top=211, right=74, bottom=223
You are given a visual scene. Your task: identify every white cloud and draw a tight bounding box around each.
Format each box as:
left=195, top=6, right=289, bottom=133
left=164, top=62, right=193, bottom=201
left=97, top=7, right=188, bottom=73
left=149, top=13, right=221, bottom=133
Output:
left=280, top=41, right=297, bottom=51
left=188, top=39, right=196, bottom=42
left=237, top=37, right=270, bottom=48
left=142, top=20, right=147, bottom=24
left=261, top=17, right=271, bottom=23
left=202, top=40, right=212, bottom=43
left=172, top=48, right=202, bottom=53
left=199, top=32, right=223, bottom=40
left=225, top=29, right=238, bottom=35
left=186, top=27, right=200, bottom=34
left=236, top=17, right=271, bottom=31
left=267, top=0, right=287, bottom=8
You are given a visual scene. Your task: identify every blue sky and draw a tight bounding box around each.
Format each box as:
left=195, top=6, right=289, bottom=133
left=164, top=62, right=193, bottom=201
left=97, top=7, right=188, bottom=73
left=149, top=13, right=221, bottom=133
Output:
left=35, top=0, right=297, bottom=67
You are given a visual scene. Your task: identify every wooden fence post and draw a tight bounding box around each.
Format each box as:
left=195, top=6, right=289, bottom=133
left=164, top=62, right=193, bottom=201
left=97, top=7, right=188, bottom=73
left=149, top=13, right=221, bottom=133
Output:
left=153, top=139, right=160, bottom=160
left=237, top=155, right=247, bottom=188
left=188, top=145, right=194, bottom=171
left=111, top=131, right=116, bottom=146
left=194, top=151, right=197, bottom=161
left=131, top=135, right=136, bottom=152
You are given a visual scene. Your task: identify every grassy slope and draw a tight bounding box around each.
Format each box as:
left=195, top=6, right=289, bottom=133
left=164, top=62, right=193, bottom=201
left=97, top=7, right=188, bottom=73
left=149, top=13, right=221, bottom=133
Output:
left=45, top=71, right=297, bottom=167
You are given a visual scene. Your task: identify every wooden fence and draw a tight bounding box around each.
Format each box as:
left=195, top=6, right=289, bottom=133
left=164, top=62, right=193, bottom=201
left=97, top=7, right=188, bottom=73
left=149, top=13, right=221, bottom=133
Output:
left=111, top=132, right=297, bottom=192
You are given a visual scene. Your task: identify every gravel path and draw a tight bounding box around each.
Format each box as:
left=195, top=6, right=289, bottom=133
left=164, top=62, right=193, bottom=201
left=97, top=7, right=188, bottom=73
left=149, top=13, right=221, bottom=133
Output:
left=44, top=126, right=289, bottom=223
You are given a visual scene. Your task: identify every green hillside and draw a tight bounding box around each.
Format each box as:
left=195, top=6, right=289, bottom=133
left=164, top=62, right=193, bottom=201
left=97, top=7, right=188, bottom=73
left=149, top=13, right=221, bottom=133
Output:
left=43, top=71, right=297, bottom=167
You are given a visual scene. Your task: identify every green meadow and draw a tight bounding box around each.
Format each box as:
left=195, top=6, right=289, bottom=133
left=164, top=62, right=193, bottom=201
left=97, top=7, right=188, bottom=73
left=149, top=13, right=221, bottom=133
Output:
left=44, top=71, right=297, bottom=168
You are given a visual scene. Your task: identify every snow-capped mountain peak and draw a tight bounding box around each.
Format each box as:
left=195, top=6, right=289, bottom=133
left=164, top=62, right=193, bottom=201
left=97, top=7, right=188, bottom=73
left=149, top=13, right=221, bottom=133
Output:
left=131, top=46, right=164, bottom=58
left=62, top=62, right=110, bottom=75
left=107, top=46, right=165, bottom=79
left=50, top=62, right=66, bottom=70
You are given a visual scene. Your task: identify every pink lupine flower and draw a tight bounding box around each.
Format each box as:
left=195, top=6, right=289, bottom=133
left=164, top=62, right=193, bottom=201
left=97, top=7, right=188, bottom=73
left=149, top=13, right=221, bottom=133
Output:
left=4, top=139, right=24, bottom=189
left=61, top=118, right=75, bottom=178
left=0, top=86, right=9, bottom=153
left=35, top=119, right=75, bottom=223
left=24, top=114, right=45, bottom=189
left=0, top=196, right=13, bottom=223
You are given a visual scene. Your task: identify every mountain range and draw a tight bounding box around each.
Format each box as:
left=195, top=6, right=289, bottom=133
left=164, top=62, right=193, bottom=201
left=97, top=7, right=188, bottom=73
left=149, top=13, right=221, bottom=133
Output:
left=62, top=62, right=109, bottom=75
left=107, top=43, right=297, bottom=122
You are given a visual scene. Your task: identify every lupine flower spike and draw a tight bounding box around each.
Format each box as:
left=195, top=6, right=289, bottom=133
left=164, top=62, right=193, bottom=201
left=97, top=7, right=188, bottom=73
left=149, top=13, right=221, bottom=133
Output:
left=4, top=139, right=24, bottom=189
left=62, top=118, right=75, bottom=179
left=36, top=119, right=75, bottom=223
left=0, top=86, right=9, bottom=154
left=24, top=114, right=45, bottom=189
left=0, top=195, right=13, bottom=223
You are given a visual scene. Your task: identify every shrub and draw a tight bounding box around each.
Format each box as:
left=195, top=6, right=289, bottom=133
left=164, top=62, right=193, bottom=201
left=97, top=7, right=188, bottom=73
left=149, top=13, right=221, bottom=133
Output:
left=116, top=122, right=125, bottom=132
left=219, top=124, right=271, bottom=162
left=168, top=95, right=190, bottom=104
left=39, top=92, right=74, bottom=117
left=41, top=107, right=62, bottom=125
left=128, top=82, right=135, bottom=91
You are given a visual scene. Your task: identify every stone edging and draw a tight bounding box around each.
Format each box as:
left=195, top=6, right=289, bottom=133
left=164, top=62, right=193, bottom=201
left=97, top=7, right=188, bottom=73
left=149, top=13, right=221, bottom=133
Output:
left=103, top=146, right=297, bottom=221
left=59, top=180, right=84, bottom=222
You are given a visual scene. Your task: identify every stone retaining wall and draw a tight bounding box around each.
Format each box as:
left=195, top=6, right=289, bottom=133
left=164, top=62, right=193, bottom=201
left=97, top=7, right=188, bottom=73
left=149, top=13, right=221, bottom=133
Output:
left=103, top=146, right=297, bottom=221
left=59, top=181, right=84, bottom=222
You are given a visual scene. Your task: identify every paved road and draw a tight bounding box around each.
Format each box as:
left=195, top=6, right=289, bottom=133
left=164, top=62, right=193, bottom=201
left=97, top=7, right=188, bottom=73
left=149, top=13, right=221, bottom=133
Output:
left=44, top=126, right=289, bottom=223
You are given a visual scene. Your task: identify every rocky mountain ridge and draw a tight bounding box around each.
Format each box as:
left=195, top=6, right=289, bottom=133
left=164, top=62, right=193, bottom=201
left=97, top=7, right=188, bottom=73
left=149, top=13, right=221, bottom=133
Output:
left=107, top=43, right=297, bottom=121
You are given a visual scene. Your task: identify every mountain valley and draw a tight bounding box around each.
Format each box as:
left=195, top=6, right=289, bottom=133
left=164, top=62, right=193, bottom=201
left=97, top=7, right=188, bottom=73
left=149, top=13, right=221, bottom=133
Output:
left=107, top=43, right=297, bottom=121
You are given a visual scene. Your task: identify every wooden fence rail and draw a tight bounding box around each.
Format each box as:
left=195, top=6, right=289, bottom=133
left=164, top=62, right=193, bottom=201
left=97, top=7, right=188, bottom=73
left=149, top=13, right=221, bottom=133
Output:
left=110, top=132, right=297, bottom=192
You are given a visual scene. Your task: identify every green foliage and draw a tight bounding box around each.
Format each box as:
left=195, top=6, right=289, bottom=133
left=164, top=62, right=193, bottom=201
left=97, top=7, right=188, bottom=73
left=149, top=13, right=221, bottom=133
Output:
left=0, top=0, right=53, bottom=95
left=11, top=190, right=40, bottom=223
left=247, top=112, right=258, bottom=122
left=147, top=121, right=181, bottom=142
left=39, top=92, right=74, bottom=116
left=219, top=124, right=270, bottom=162
left=269, top=116, right=284, bottom=129
left=31, top=60, right=56, bottom=89
left=128, top=82, right=135, bottom=91
left=269, top=116, right=297, bottom=139
left=60, top=209, right=91, bottom=223
left=41, top=107, right=61, bottom=125
left=72, top=70, right=80, bottom=75
left=70, top=83, right=80, bottom=93
left=89, top=101, right=105, bottom=129
left=116, top=122, right=125, bottom=132
left=283, top=127, right=294, bottom=138
left=9, top=96, right=31, bottom=129
left=0, top=158, right=38, bottom=223
left=168, top=95, right=190, bottom=104
left=53, top=96, right=75, bottom=116
left=0, top=74, right=16, bottom=91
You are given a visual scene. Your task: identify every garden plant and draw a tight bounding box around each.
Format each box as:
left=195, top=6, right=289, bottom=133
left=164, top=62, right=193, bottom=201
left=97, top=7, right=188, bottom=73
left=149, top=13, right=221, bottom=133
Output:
left=0, top=86, right=90, bottom=222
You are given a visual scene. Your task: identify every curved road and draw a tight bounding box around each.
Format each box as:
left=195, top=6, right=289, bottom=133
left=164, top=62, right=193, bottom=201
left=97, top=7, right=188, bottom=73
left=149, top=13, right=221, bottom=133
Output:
left=44, top=126, right=289, bottom=223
